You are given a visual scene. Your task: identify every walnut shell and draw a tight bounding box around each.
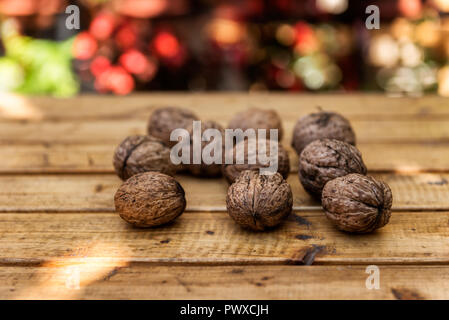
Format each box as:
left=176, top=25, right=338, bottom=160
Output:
left=114, top=172, right=186, bottom=227
left=222, top=138, right=290, bottom=184
left=226, top=170, right=293, bottom=231
left=187, top=120, right=225, bottom=177
left=298, top=139, right=367, bottom=197
left=228, top=108, right=283, bottom=140
left=322, top=174, right=393, bottom=233
left=292, top=111, right=356, bottom=155
left=147, top=107, right=199, bottom=147
left=113, top=135, right=177, bottom=180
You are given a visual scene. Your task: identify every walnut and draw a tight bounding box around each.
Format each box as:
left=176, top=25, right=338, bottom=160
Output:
left=228, top=108, right=283, bottom=140
left=147, top=107, right=199, bottom=147
left=292, top=111, right=356, bottom=155
left=222, top=138, right=290, bottom=184
left=298, top=139, right=367, bottom=197
left=187, top=120, right=225, bottom=177
left=114, top=172, right=186, bottom=227
left=226, top=170, right=293, bottom=231
left=322, top=173, right=393, bottom=233
left=113, top=135, right=176, bottom=180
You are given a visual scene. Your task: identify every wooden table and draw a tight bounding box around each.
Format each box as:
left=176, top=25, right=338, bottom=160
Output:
left=1, top=93, right=449, bottom=299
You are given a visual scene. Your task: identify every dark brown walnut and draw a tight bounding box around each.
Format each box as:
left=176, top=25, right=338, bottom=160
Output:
left=298, top=139, right=367, bottom=197
left=147, top=107, right=199, bottom=147
left=187, top=120, right=225, bottom=177
left=113, top=135, right=176, bottom=180
left=226, top=170, right=293, bottom=231
left=222, top=138, right=290, bottom=184
left=322, top=173, right=393, bottom=233
left=114, top=172, right=186, bottom=227
left=291, top=111, right=356, bottom=155
left=228, top=108, right=283, bottom=140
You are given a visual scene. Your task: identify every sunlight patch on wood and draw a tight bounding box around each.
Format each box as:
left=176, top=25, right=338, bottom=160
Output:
left=11, top=243, right=129, bottom=299
left=0, top=93, right=43, bottom=121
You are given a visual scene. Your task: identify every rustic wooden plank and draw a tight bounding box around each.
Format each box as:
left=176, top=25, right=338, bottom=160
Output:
left=0, top=265, right=447, bottom=299
left=1, top=142, right=448, bottom=174
left=2, top=94, right=449, bottom=122
left=0, top=173, right=448, bottom=212
left=0, top=211, right=448, bottom=265
left=0, top=144, right=115, bottom=174
left=1, top=119, right=449, bottom=145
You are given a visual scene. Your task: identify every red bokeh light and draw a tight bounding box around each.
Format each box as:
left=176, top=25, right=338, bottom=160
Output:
left=113, top=0, right=168, bottom=18
left=96, top=66, right=135, bottom=95
left=119, top=49, right=149, bottom=75
left=73, top=32, right=98, bottom=60
left=115, top=23, right=138, bottom=49
left=89, top=13, right=117, bottom=41
left=90, top=56, right=111, bottom=77
left=294, top=21, right=318, bottom=54
left=153, top=31, right=180, bottom=58
left=398, top=0, right=422, bottom=19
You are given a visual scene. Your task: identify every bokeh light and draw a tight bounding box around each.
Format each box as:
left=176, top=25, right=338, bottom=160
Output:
left=369, top=34, right=400, bottom=68
left=316, top=0, right=348, bottom=15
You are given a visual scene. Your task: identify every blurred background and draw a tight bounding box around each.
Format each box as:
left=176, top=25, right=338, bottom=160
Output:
left=1, top=0, right=449, bottom=96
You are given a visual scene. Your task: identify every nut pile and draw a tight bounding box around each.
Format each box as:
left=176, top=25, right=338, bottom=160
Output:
left=293, top=111, right=392, bottom=233
left=112, top=106, right=392, bottom=235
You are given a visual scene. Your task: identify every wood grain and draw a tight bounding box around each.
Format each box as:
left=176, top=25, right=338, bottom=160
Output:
left=0, top=211, right=448, bottom=265
left=2, top=94, right=449, bottom=122
left=1, top=142, right=448, bottom=174
left=0, top=173, right=448, bottom=212
left=1, top=119, right=449, bottom=145
left=1, top=265, right=447, bottom=299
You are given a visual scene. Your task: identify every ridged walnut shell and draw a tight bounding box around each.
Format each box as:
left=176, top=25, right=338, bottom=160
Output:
left=298, top=139, right=367, bottom=197
left=228, top=108, right=283, bottom=140
left=187, top=120, right=225, bottom=177
left=226, top=170, right=293, bottom=231
left=292, top=111, right=356, bottom=155
left=147, top=107, right=199, bottom=147
left=322, top=174, right=393, bottom=233
left=114, top=172, right=186, bottom=227
left=113, top=135, right=176, bottom=180
left=222, top=138, right=290, bottom=184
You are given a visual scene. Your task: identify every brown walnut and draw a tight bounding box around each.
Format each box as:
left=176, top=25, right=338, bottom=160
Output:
left=226, top=170, right=293, bottom=231
left=298, top=139, right=367, bottom=197
left=147, top=107, right=199, bottom=147
left=222, top=138, right=290, bottom=184
left=322, top=173, right=393, bottom=233
left=114, top=172, right=186, bottom=227
left=292, top=111, right=356, bottom=155
left=113, top=135, right=176, bottom=181
left=228, top=108, right=283, bottom=140
left=187, top=120, right=225, bottom=177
